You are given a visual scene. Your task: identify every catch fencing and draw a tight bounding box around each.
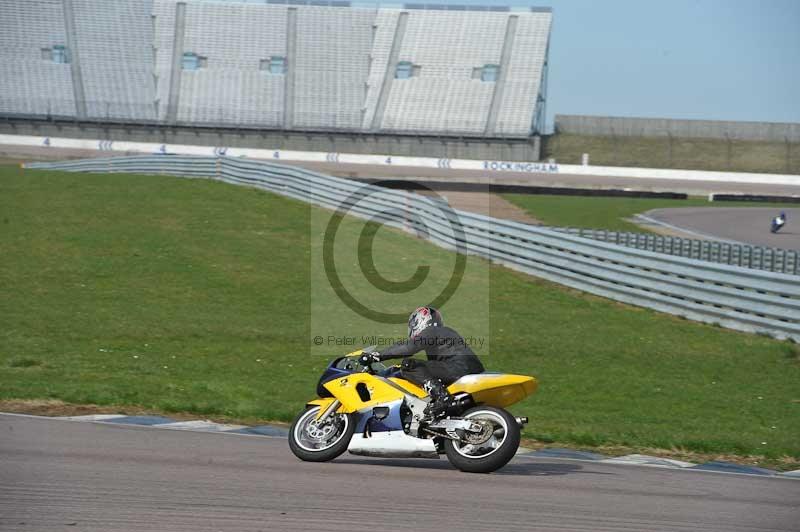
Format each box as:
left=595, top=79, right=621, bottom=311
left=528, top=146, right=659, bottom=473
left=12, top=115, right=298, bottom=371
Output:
left=550, top=227, right=800, bottom=276
left=25, top=155, right=800, bottom=341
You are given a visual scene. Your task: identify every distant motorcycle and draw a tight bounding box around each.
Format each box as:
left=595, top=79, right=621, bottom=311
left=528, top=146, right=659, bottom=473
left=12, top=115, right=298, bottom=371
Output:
left=771, top=212, right=787, bottom=234
left=288, top=347, right=537, bottom=473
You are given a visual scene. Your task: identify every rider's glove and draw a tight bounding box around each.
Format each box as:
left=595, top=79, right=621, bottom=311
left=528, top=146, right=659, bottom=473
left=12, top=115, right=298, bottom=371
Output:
left=359, top=351, right=381, bottom=366
left=401, top=357, right=418, bottom=370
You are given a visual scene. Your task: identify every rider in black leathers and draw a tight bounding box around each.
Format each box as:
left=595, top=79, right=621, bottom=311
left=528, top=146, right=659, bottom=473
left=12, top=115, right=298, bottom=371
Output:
left=361, top=307, right=484, bottom=418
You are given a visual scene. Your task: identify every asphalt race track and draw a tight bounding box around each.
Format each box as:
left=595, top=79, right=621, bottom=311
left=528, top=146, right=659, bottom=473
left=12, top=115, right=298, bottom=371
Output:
left=644, top=207, right=800, bottom=250
left=2, top=414, right=798, bottom=532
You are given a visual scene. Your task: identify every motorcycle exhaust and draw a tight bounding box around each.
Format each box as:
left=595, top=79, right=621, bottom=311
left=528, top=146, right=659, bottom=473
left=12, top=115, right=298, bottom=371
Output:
left=515, top=416, right=528, bottom=427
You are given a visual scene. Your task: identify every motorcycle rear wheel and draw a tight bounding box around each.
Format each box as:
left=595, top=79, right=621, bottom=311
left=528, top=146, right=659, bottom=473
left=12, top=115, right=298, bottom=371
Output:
left=444, top=406, right=520, bottom=473
left=288, top=406, right=355, bottom=462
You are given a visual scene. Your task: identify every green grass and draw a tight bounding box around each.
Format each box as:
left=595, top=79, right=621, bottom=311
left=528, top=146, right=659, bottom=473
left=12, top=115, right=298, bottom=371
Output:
left=1, top=166, right=799, bottom=460
left=502, top=194, right=798, bottom=233
left=543, top=133, right=800, bottom=174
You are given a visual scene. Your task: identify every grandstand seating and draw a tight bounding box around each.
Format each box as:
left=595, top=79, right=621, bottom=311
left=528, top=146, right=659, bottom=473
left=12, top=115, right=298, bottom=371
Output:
left=293, top=7, right=374, bottom=129
left=1, top=0, right=552, bottom=138
left=361, top=8, right=401, bottom=130
left=0, top=0, right=76, bottom=117
left=493, top=12, right=551, bottom=136
left=378, top=9, right=507, bottom=134
left=171, top=1, right=288, bottom=125
left=71, top=0, right=157, bottom=120
left=152, top=0, right=177, bottom=120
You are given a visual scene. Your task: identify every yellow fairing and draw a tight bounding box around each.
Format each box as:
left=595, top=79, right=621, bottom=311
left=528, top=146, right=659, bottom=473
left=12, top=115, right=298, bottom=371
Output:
left=448, top=374, right=537, bottom=408
left=306, top=397, right=340, bottom=419
left=388, top=377, right=427, bottom=398
left=322, top=373, right=409, bottom=413
left=311, top=369, right=536, bottom=415
left=307, top=397, right=338, bottom=409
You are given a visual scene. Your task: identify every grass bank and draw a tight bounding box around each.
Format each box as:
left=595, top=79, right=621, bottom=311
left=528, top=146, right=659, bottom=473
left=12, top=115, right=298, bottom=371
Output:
left=1, top=166, right=798, bottom=464
left=543, top=133, right=800, bottom=174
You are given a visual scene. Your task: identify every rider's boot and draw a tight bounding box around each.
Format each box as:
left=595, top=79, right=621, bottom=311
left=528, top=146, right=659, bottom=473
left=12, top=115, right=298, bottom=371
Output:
left=422, top=378, right=451, bottom=420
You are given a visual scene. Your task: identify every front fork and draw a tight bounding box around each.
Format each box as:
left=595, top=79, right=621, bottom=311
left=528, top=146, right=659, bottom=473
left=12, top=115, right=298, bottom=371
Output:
left=314, top=399, right=341, bottom=422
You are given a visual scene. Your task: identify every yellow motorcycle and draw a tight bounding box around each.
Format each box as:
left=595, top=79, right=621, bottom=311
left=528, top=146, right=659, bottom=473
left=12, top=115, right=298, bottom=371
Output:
left=288, top=348, right=537, bottom=473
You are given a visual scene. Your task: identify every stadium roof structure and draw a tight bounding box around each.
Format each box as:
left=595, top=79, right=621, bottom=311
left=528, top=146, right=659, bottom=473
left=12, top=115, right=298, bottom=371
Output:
left=0, top=0, right=552, bottom=138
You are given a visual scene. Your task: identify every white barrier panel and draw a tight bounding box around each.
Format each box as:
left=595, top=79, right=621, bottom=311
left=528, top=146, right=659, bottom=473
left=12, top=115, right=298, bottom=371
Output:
left=3, top=133, right=800, bottom=186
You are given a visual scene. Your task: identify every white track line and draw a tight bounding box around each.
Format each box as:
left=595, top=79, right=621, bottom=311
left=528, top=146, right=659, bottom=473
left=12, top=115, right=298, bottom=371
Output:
left=600, top=454, right=696, bottom=468
left=156, top=420, right=248, bottom=432
left=59, top=414, right=128, bottom=421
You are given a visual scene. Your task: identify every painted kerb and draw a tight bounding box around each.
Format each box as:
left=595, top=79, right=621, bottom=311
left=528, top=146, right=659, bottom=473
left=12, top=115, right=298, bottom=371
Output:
left=24, top=155, right=800, bottom=341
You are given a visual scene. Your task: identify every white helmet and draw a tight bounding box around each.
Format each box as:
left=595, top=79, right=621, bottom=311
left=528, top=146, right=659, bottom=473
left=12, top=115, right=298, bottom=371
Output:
left=408, top=307, right=443, bottom=338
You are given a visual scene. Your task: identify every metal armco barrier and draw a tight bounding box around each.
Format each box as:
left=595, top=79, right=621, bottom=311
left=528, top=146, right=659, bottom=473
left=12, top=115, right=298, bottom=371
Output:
left=550, top=227, right=800, bottom=276
left=25, top=155, right=800, bottom=341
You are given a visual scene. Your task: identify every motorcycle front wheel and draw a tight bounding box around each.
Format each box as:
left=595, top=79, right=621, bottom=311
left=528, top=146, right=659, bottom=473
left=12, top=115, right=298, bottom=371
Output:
left=288, top=406, right=355, bottom=462
left=444, top=406, right=521, bottom=473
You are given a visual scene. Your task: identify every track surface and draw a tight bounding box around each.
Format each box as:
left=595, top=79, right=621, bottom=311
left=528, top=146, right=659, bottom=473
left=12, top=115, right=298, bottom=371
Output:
left=645, top=207, right=800, bottom=250
left=2, top=414, right=798, bottom=532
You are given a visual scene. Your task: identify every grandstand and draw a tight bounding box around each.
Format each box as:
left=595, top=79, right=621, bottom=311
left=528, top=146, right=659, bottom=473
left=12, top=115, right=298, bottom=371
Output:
left=0, top=0, right=552, bottom=143
left=0, top=0, right=76, bottom=117
left=72, top=0, right=156, bottom=120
